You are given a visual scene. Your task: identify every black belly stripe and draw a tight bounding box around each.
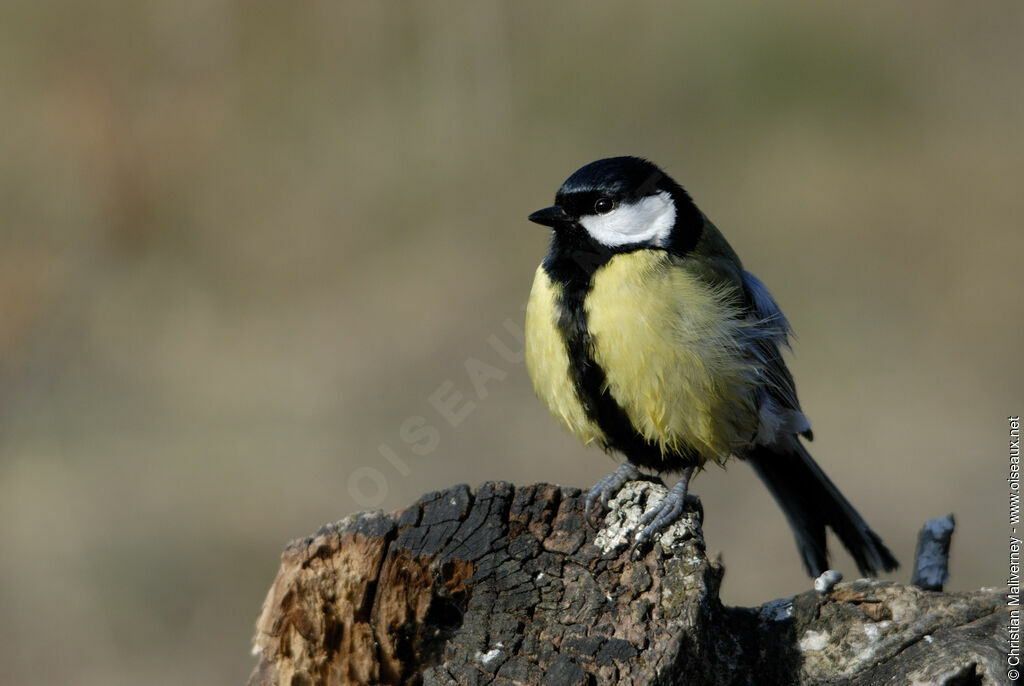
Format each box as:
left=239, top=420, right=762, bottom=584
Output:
left=542, top=236, right=698, bottom=473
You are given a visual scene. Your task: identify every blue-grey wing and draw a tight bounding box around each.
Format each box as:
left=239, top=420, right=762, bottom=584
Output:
left=740, top=270, right=813, bottom=445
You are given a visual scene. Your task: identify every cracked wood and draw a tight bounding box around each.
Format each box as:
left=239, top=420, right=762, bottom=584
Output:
left=249, top=481, right=1008, bottom=685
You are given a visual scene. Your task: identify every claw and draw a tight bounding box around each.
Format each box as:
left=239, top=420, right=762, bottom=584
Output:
left=630, top=466, right=695, bottom=554
left=585, top=463, right=641, bottom=526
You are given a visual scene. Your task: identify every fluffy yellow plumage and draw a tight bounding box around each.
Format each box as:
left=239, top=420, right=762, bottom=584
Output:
left=524, top=266, right=604, bottom=446
left=587, top=250, right=757, bottom=463
left=526, top=250, right=758, bottom=466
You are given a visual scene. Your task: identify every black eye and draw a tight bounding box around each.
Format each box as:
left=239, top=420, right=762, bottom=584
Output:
left=594, top=197, right=614, bottom=215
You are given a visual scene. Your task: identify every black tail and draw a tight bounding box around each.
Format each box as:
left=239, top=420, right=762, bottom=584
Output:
left=746, top=439, right=899, bottom=578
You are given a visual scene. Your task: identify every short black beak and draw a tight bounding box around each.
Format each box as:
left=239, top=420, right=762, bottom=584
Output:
left=527, top=205, right=571, bottom=228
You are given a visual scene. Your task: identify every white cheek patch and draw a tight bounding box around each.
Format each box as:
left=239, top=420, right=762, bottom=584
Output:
left=578, top=190, right=676, bottom=247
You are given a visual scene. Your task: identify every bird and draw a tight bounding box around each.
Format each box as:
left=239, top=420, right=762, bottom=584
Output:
left=523, top=156, right=898, bottom=578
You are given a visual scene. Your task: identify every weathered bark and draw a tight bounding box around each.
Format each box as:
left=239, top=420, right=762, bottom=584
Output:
left=249, top=481, right=1009, bottom=685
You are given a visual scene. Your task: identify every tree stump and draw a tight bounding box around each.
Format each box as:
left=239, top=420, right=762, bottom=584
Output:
left=249, top=481, right=1008, bottom=685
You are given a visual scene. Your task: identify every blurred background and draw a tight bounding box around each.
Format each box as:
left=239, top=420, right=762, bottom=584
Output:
left=1, top=1, right=1021, bottom=683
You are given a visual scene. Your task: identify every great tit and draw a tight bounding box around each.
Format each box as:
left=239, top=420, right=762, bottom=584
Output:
left=524, top=156, right=898, bottom=577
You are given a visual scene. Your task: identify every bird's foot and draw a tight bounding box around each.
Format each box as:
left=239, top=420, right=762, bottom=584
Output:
left=585, top=463, right=641, bottom=526
left=632, top=467, right=697, bottom=555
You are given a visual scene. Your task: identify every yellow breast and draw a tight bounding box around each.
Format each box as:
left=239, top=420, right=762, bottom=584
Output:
left=585, top=251, right=758, bottom=463
left=525, top=252, right=758, bottom=466
left=524, top=266, right=606, bottom=446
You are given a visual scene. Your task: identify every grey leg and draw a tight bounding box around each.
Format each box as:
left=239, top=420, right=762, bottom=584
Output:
left=635, top=466, right=695, bottom=547
left=585, top=462, right=641, bottom=525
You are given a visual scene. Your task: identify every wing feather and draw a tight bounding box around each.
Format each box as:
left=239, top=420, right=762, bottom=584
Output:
left=740, top=270, right=812, bottom=444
